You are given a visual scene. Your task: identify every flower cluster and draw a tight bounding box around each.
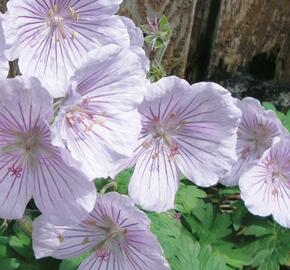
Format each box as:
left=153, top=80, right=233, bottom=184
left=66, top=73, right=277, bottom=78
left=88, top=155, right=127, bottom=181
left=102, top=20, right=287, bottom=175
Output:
left=0, top=0, right=289, bottom=269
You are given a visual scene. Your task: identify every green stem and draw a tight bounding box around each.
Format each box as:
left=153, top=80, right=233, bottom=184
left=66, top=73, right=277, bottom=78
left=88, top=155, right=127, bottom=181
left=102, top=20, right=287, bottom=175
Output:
left=100, top=181, right=117, bottom=194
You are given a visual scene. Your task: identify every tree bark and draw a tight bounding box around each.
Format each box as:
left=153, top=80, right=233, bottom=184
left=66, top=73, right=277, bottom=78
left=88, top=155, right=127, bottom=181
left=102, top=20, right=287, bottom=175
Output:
left=206, top=0, right=290, bottom=84
left=0, top=0, right=7, bottom=13
left=119, top=0, right=197, bottom=78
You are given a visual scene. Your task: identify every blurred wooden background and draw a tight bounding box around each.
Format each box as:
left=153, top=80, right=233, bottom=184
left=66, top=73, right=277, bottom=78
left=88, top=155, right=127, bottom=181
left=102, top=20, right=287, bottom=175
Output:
left=120, top=0, right=290, bottom=84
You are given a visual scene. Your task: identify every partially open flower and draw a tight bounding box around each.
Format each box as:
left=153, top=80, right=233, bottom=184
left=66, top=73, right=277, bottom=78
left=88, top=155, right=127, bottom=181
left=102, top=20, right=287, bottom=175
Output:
left=33, top=192, right=170, bottom=270
left=52, top=45, right=146, bottom=179
left=0, top=76, right=96, bottom=224
left=220, top=97, right=283, bottom=186
left=119, top=76, right=241, bottom=212
left=3, top=0, right=130, bottom=97
left=240, top=139, right=290, bottom=228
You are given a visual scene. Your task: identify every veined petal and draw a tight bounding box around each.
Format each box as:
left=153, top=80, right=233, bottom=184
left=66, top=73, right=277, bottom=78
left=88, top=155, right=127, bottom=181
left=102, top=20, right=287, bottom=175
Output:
left=33, top=192, right=170, bottom=270
left=33, top=144, right=97, bottom=225
left=33, top=215, right=101, bottom=259
left=0, top=14, right=8, bottom=78
left=3, top=0, right=130, bottom=97
left=136, top=76, right=241, bottom=188
left=120, top=16, right=150, bottom=73
left=0, top=76, right=96, bottom=224
left=0, top=153, right=32, bottom=219
left=240, top=139, right=290, bottom=228
left=52, top=46, right=146, bottom=179
left=0, top=76, right=52, bottom=219
left=174, top=81, right=241, bottom=186
left=129, top=146, right=179, bottom=212
left=221, top=97, right=283, bottom=186
left=72, top=45, right=146, bottom=110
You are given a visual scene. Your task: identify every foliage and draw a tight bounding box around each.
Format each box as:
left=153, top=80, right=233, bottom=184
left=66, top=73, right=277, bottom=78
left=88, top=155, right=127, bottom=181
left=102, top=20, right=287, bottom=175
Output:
left=143, top=15, right=171, bottom=82
left=0, top=219, right=60, bottom=270
left=149, top=181, right=290, bottom=270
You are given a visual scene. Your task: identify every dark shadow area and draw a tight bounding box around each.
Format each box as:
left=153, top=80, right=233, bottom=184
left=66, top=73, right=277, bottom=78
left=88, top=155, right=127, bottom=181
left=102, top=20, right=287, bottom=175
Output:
left=248, top=52, right=277, bottom=80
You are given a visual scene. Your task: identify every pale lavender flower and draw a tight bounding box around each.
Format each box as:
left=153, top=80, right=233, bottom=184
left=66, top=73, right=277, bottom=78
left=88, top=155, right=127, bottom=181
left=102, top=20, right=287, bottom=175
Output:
left=220, top=97, right=284, bottom=186
left=119, top=76, right=241, bottom=212
left=0, top=76, right=96, bottom=224
left=52, top=45, right=146, bottom=180
left=33, top=192, right=170, bottom=270
left=0, top=14, right=9, bottom=78
left=120, top=16, right=150, bottom=72
left=240, top=139, right=290, bottom=228
left=3, top=0, right=130, bottom=97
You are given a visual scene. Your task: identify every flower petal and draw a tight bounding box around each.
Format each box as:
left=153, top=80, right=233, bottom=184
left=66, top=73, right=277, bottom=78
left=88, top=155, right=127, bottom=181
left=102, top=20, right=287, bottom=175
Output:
left=33, top=192, right=170, bottom=269
left=128, top=147, right=179, bottom=212
left=33, top=215, right=99, bottom=259
left=174, top=81, right=241, bottom=186
left=139, top=77, right=241, bottom=187
left=0, top=76, right=96, bottom=224
left=120, top=16, right=150, bottom=73
left=33, top=145, right=96, bottom=225
left=221, top=97, right=283, bottom=186
left=3, top=0, right=130, bottom=97
left=52, top=46, right=145, bottom=179
left=0, top=14, right=8, bottom=78
left=240, top=161, right=274, bottom=217
left=0, top=154, right=32, bottom=219
left=0, top=76, right=52, bottom=219
left=240, top=139, right=290, bottom=228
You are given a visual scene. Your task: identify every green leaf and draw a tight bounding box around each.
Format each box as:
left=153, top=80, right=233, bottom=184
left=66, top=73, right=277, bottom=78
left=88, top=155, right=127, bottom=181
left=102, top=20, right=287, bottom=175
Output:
left=199, top=246, right=227, bottom=270
left=115, top=169, right=133, bottom=195
left=0, top=236, right=10, bottom=245
left=262, top=102, right=288, bottom=126
left=184, top=203, right=232, bottom=245
left=144, top=35, right=157, bottom=44
left=175, top=182, right=207, bottom=214
left=169, top=233, right=200, bottom=270
left=150, top=213, right=227, bottom=270
left=238, top=221, right=290, bottom=270
left=284, top=110, right=290, bottom=132
left=9, top=232, right=34, bottom=261
left=0, top=245, right=7, bottom=257
left=241, top=220, right=273, bottom=237
left=0, top=258, right=20, bottom=270
left=147, top=212, right=183, bottom=260
left=262, top=102, right=277, bottom=112
left=18, top=264, right=41, bottom=270
left=159, top=15, right=169, bottom=31
left=231, top=200, right=248, bottom=231
left=59, top=252, right=90, bottom=270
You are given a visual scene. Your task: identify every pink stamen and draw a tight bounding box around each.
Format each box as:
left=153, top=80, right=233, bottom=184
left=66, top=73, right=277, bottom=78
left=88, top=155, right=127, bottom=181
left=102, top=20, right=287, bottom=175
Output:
left=97, top=249, right=109, bottom=262
left=169, top=144, right=181, bottom=159
left=8, top=166, right=22, bottom=178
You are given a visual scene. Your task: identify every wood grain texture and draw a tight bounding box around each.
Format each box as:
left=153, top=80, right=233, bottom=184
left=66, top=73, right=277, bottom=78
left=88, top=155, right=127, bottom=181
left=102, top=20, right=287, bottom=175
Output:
left=119, top=0, right=197, bottom=78
left=207, top=0, right=290, bottom=83
left=0, top=0, right=7, bottom=13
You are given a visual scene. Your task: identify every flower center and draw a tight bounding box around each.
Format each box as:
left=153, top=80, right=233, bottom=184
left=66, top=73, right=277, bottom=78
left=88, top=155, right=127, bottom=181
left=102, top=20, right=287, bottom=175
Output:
left=145, top=112, right=184, bottom=159
left=47, top=4, right=79, bottom=40
left=85, top=217, right=127, bottom=260
left=66, top=98, right=106, bottom=133
left=265, top=160, right=290, bottom=195
left=151, top=113, right=181, bottom=145
left=252, top=124, right=271, bottom=149
left=1, top=129, right=43, bottom=176
left=48, top=5, right=63, bottom=26
left=2, top=130, right=41, bottom=155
